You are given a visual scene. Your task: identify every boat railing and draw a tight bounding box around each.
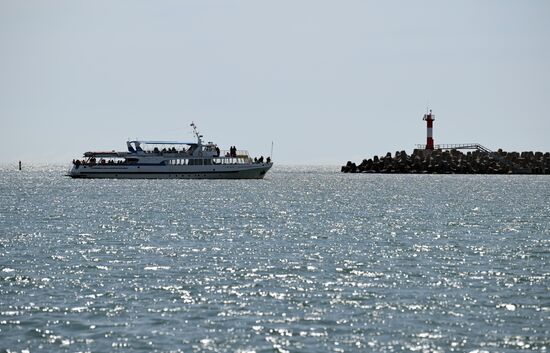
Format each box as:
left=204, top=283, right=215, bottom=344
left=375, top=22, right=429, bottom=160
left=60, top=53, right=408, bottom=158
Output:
left=73, top=159, right=127, bottom=167
left=220, top=150, right=250, bottom=158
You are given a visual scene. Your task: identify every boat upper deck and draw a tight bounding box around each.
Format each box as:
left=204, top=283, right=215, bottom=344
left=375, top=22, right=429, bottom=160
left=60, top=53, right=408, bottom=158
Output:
left=76, top=123, right=271, bottom=166
left=83, top=149, right=251, bottom=159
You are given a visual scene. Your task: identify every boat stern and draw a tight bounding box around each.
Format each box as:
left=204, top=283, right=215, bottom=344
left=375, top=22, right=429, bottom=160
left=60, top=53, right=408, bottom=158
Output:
left=67, top=163, right=83, bottom=178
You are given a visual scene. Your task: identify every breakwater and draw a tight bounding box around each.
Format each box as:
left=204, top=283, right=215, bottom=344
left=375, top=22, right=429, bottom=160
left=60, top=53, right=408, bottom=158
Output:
left=342, top=149, right=550, bottom=174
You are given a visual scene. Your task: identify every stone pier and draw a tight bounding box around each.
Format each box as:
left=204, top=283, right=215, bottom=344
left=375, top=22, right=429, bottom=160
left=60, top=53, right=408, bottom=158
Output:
left=341, top=149, right=550, bottom=174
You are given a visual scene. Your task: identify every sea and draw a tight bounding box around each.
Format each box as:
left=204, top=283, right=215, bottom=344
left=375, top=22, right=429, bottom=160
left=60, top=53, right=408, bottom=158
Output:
left=0, top=165, right=548, bottom=353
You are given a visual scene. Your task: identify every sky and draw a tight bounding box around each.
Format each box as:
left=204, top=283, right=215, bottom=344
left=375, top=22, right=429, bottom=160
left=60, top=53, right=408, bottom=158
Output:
left=1, top=0, right=549, bottom=165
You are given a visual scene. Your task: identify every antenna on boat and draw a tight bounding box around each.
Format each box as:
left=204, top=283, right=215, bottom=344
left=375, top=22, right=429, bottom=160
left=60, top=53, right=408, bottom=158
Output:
left=190, top=122, right=202, bottom=145
left=270, top=141, right=274, bottom=160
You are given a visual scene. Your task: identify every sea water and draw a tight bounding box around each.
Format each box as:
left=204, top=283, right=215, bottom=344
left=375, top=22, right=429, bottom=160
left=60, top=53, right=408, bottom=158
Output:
left=0, top=165, right=548, bottom=352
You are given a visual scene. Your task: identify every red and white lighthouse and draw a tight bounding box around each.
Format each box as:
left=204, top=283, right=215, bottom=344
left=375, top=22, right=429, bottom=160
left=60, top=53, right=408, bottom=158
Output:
left=423, top=109, right=435, bottom=150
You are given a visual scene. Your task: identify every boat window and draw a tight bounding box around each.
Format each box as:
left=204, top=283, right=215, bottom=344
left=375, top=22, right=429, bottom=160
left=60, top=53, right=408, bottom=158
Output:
left=204, top=159, right=211, bottom=165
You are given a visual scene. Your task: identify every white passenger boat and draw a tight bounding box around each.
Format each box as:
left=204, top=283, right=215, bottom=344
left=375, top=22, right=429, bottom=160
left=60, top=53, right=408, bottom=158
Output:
left=68, top=123, right=273, bottom=179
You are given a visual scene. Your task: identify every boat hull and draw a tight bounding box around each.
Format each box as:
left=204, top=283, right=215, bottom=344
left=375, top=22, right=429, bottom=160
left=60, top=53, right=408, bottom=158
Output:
left=68, top=163, right=272, bottom=179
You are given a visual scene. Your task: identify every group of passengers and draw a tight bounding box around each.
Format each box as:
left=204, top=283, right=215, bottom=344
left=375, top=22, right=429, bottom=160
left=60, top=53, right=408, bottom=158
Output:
left=229, top=146, right=238, bottom=157
left=253, top=156, right=271, bottom=164
left=72, top=158, right=124, bottom=166
left=72, top=158, right=97, bottom=166
left=152, top=147, right=182, bottom=154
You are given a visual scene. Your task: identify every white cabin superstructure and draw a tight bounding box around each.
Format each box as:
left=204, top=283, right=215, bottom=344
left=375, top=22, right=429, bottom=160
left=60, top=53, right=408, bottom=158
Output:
left=68, top=124, right=273, bottom=179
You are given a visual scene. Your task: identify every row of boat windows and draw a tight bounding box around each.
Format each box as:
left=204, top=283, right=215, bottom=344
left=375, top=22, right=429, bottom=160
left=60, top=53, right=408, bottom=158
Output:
left=168, top=158, right=249, bottom=165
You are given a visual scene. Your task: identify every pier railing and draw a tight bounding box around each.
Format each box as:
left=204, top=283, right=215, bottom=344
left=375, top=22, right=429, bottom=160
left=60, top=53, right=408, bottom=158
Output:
left=415, top=143, right=519, bottom=170
left=415, top=143, right=493, bottom=152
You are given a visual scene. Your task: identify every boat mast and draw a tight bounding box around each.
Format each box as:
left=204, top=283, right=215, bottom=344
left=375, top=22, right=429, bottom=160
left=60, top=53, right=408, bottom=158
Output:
left=190, top=122, right=203, bottom=146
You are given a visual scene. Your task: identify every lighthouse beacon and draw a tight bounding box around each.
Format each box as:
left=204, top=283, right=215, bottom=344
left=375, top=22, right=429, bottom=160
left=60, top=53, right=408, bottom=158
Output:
left=423, top=109, right=435, bottom=150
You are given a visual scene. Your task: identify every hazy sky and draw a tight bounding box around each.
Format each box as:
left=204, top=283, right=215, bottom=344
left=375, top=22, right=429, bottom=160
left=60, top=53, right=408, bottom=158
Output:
left=1, top=0, right=549, bottom=165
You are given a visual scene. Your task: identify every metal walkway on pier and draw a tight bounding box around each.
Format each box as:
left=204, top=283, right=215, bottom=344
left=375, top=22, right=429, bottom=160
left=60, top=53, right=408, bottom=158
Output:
left=415, top=143, right=520, bottom=171
left=415, top=143, right=494, bottom=153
